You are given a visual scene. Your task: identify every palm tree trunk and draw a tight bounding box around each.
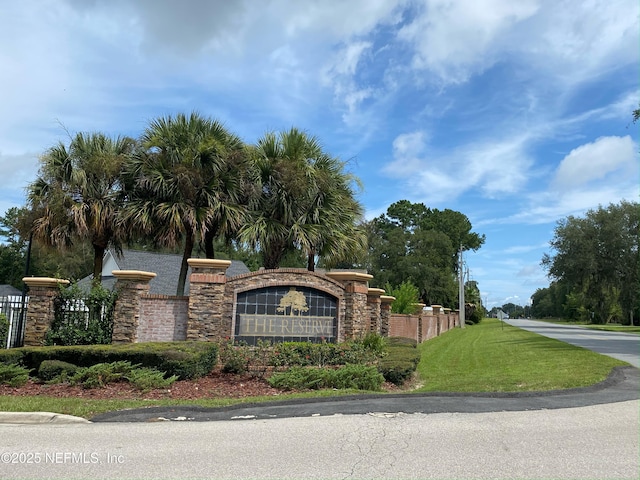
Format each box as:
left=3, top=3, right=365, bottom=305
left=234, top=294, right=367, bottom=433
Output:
left=204, top=228, right=215, bottom=259
left=177, top=231, right=195, bottom=296
left=92, top=244, right=105, bottom=287
left=307, top=247, right=316, bottom=271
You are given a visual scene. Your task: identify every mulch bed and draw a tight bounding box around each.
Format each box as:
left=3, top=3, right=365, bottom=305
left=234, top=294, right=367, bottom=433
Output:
left=0, top=367, right=405, bottom=400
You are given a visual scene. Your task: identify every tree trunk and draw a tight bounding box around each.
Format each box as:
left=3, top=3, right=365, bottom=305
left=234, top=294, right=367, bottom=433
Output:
left=204, top=228, right=215, bottom=259
left=262, top=242, right=284, bottom=270
left=177, top=232, right=195, bottom=296
left=92, top=243, right=106, bottom=287
left=307, top=247, right=315, bottom=272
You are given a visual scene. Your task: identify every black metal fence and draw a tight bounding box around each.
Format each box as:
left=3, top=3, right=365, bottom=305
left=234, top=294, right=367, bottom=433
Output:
left=0, top=295, right=28, bottom=348
left=47, top=288, right=116, bottom=345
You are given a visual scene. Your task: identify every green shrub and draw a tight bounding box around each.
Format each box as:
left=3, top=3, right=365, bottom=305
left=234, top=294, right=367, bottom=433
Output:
left=377, top=340, right=421, bottom=385
left=124, top=368, right=178, bottom=391
left=0, top=363, right=30, bottom=387
left=219, top=342, right=250, bottom=374
left=38, top=360, right=79, bottom=382
left=9, top=342, right=217, bottom=380
left=46, top=283, right=117, bottom=346
left=378, top=360, right=416, bottom=386
left=71, top=361, right=136, bottom=389
left=0, top=313, right=9, bottom=349
left=330, top=364, right=385, bottom=390
left=270, top=339, right=383, bottom=368
left=360, top=332, right=387, bottom=356
left=467, top=307, right=483, bottom=325
left=268, top=365, right=384, bottom=391
left=385, top=281, right=421, bottom=314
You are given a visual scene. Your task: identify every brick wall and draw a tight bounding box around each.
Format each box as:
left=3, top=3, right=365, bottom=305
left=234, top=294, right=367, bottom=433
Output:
left=107, top=260, right=459, bottom=344
left=390, top=310, right=460, bottom=343
left=421, top=314, right=439, bottom=340
left=389, top=314, right=420, bottom=340
left=138, top=295, right=188, bottom=342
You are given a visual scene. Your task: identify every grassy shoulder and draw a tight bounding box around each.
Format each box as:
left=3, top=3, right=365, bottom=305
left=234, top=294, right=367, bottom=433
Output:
left=414, top=318, right=627, bottom=392
left=534, top=318, right=640, bottom=334
left=0, top=389, right=371, bottom=419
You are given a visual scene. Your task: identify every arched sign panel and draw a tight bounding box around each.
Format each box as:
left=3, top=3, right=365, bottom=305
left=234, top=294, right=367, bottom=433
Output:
left=235, top=286, right=337, bottom=345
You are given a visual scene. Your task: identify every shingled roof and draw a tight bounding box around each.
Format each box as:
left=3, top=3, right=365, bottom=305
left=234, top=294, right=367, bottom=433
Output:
left=0, top=284, right=22, bottom=297
left=83, top=249, right=250, bottom=296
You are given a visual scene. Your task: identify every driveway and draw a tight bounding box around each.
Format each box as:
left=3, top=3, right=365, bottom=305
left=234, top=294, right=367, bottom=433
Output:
left=503, top=318, right=640, bottom=368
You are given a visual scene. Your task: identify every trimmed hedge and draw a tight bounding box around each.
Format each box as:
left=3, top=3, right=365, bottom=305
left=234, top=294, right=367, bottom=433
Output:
left=378, top=337, right=421, bottom=386
left=0, top=342, right=217, bottom=380
left=38, top=360, right=79, bottom=382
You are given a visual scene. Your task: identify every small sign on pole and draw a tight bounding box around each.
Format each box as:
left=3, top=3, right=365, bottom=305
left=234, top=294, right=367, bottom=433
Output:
left=497, top=309, right=505, bottom=330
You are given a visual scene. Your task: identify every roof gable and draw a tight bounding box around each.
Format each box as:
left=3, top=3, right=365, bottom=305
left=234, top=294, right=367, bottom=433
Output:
left=102, top=249, right=250, bottom=295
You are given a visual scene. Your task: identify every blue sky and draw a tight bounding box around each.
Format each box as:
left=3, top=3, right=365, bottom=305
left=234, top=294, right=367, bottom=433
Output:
left=0, top=0, right=638, bottom=308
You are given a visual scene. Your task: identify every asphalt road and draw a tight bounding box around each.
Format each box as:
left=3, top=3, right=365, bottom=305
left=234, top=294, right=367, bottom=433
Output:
left=1, top=400, right=638, bottom=479
left=504, top=318, right=640, bottom=368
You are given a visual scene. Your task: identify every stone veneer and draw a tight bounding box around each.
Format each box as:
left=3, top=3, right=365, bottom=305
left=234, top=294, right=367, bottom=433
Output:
left=325, top=271, right=373, bottom=339
left=379, top=295, right=395, bottom=337
left=367, top=288, right=385, bottom=334
left=22, top=277, right=69, bottom=346
left=186, top=259, right=231, bottom=341
left=111, top=270, right=156, bottom=343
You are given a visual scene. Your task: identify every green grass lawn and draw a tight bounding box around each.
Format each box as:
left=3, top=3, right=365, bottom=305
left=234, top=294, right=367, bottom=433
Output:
left=414, top=318, right=627, bottom=392
left=0, top=318, right=629, bottom=418
left=535, top=318, right=640, bottom=334
left=582, top=325, right=640, bottom=334
left=0, top=389, right=369, bottom=419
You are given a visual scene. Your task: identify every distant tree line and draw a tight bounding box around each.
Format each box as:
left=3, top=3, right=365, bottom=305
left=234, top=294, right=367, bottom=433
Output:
left=533, top=201, right=639, bottom=325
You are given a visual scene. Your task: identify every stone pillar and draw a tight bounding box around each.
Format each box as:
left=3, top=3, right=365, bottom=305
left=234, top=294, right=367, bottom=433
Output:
left=443, top=307, right=452, bottom=329
left=111, top=270, right=156, bottom=344
left=414, top=303, right=426, bottom=342
left=367, top=288, right=385, bottom=335
left=379, top=295, right=395, bottom=337
left=187, top=259, right=231, bottom=341
left=22, top=277, right=70, bottom=346
left=326, top=271, right=373, bottom=340
left=432, top=305, right=442, bottom=335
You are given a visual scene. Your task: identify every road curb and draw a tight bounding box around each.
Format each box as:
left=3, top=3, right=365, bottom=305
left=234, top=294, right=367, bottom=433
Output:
left=0, top=412, right=90, bottom=424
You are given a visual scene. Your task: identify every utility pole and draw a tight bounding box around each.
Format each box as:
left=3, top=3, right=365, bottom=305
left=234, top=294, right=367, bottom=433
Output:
left=458, top=246, right=465, bottom=328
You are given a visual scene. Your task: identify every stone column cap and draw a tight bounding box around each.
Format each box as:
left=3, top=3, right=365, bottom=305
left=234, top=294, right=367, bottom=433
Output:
left=325, top=271, right=373, bottom=282
left=380, top=295, right=396, bottom=303
left=187, top=258, right=232, bottom=270
left=22, top=277, right=70, bottom=288
left=367, top=288, right=385, bottom=296
left=112, top=270, right=157, bottom=281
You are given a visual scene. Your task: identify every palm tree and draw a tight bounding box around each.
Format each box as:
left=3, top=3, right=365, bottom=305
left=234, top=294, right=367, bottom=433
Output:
left=240, top=128, right=366, bottom=270
left=300, top=153, right=367, bottom=271
left=28, top=132, right=135, bottom=286
left=122, top=112, right=247, bottom=296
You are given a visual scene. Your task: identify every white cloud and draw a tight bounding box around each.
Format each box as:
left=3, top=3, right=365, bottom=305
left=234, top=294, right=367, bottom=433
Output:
left=384, top=130, right=533, bottom=204
left=398, top=0, right=539, bottom=84
left=552, top=136, right=637, bottom=190
left=396, top=0, right=638, bottom=88
left=504, top=244, right=548, bottom=255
